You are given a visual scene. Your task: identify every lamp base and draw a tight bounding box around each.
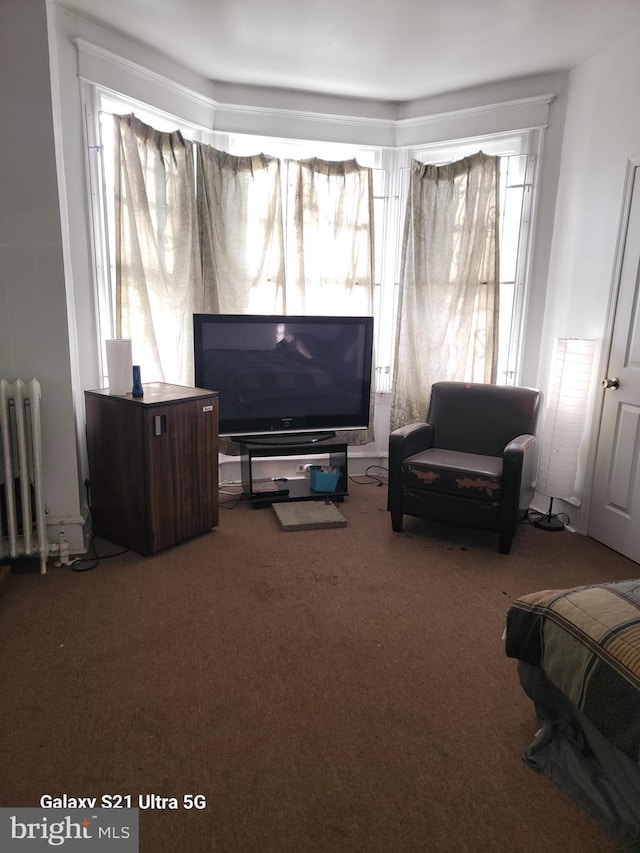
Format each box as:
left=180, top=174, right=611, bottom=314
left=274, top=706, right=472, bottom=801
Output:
left=533, top=513, right=566, bottom=531
left=532, top=497, right=568, bottom=531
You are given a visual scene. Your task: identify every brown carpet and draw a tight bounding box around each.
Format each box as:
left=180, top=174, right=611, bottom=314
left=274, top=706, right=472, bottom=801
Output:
left=0, top=481, right=634, bottom=853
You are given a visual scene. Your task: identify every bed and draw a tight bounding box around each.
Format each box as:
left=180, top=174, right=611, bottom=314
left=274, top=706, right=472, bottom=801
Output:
left=505, top=579, right=640, bottom=850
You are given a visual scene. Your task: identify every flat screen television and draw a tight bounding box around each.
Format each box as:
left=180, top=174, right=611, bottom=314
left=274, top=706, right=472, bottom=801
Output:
left=193, top=314, right=374, bottom=441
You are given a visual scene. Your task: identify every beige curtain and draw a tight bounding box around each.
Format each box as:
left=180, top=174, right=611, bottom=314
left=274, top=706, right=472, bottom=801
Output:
left=390, top=152, right=500, bottom=429
left=114, top=125, right=375, bottom=444
left=114, top=114, right=202, bottom=385
left=285, top=158, right=376, bottom=444
left=285, top=158, right=374, bottom=316
left=197, top=146, right=285, bottom=313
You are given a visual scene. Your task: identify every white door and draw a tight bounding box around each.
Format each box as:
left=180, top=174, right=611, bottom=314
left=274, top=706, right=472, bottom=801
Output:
left=589, top=162, right=640, bottom=561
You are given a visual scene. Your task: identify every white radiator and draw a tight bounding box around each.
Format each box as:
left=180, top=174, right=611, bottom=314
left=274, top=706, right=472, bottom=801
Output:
left=0, top=378, right=48, bottom=574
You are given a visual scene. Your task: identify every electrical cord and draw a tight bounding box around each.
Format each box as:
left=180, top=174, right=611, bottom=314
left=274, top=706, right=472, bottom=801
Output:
left=218, top=481, right=247, bottom=509
left=69, top=480, right=129, bottom=572
left=349, top=465, right=389, bottom=487
left=70, top=534, right=129, bottom=572
left=218, top=492, right=247, bottom=509
left=524, top=506, right=571, bottom=529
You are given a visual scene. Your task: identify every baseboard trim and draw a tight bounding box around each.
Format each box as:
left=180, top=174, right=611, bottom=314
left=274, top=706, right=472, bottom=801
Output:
left=46, top=512, right=89, bottom=555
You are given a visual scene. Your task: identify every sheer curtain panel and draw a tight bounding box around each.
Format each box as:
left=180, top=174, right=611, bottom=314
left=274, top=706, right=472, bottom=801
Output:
left=285, top=157, right=376, bottom=443
left=114, top=114, right=202, bottom=385
left=285, top=158, right=374, bottom=316
left=114, top=125, right=376, bottom=445
left=391, top=152, right=500, bottom=429
left=197, top=146, right=285, bottom=314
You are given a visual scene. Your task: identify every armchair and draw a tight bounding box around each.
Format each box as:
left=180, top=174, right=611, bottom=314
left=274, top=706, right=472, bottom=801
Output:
left=388, top=382, right=541, bottom=554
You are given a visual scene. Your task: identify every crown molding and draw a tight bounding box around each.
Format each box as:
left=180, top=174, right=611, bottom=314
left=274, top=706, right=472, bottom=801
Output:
left=74, top=37, right=218, bottom=114
left=397, top=93, right=555, bottom=128
left=74, top=37, right=555, bottom=148
left=74, top=37, right=396, bottom=144
left=395, top=94, right=554, bottom=147
left=211, top=100, right=396, bottom=147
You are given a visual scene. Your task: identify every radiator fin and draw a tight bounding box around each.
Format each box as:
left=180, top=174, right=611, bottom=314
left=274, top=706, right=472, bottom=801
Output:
left=0, top=378, right=48, bottom=574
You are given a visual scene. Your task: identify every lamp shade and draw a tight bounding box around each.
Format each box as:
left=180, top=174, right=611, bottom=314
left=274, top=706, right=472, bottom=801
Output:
left=536, top=338, right=596, bottom=499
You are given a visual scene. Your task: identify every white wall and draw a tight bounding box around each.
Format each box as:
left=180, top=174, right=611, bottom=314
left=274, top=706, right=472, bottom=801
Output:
left=0, top=0, right=84, bottom=550
left=537, top=26, right=640, bottom=533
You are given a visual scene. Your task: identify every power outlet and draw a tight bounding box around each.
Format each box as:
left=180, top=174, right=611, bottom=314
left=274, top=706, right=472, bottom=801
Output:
left=295, top=462, right=317, bottom=474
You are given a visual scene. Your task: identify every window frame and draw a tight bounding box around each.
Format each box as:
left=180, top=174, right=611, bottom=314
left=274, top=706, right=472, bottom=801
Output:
left=82, top=81, right=542, bottom=393
left=402, top=129, right=542, bottom=388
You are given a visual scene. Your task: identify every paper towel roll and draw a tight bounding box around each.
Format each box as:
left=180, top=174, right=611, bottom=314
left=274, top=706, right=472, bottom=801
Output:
left=106, top=339, right=132, bottom=396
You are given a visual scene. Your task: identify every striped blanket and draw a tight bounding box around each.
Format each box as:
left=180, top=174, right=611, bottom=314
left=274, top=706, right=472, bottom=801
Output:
left=505, top=579, right=640, bottom=764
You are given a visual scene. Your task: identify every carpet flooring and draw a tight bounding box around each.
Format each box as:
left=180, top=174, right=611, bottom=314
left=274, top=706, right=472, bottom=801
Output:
left=0, top=479, right=636, bottom=852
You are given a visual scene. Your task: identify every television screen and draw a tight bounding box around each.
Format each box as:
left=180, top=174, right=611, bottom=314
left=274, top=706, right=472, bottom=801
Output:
left=193, top=314, right=374, bottom=439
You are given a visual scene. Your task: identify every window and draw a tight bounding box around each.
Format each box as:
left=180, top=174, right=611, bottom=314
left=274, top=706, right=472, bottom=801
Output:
left=83, top=87, right=210, bottom=384
left=83, top=84, right=539, bottom=394
left=405, top=131, right=541, bottom=388
left=221, top=133, right=388, bottom=366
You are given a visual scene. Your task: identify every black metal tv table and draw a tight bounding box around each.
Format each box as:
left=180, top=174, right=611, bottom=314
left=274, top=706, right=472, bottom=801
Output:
left=238, top=436, right=348, bottom=507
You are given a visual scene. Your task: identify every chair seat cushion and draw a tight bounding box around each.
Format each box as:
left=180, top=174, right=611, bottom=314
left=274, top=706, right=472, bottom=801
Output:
left=401, top=448, right=503, bottom=502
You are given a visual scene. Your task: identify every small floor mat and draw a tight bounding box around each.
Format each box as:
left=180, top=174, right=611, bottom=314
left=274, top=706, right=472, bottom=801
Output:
left=272, top=500, right=347, bottom=531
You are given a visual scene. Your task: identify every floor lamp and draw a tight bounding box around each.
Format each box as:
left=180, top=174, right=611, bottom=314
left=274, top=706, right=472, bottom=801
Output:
left=534, top=338, right=597, bottom=531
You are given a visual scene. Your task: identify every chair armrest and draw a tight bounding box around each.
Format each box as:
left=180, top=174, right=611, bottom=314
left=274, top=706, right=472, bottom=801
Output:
left=504, top=434, right=537, bottom=457
left=389, top=422, right=435, bottom=466
left=501, top=434, right=539, bottom=525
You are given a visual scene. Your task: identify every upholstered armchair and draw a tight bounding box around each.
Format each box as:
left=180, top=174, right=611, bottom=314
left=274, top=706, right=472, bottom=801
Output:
left=388, top=382, right=541, bottom=554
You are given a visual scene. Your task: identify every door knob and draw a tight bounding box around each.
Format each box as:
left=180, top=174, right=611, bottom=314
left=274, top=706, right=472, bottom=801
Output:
left=602, top=377, right=620, bottom=389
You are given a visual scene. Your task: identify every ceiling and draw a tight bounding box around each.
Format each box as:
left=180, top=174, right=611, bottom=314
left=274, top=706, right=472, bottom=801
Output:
left=60, top=0, right=640, bottom=102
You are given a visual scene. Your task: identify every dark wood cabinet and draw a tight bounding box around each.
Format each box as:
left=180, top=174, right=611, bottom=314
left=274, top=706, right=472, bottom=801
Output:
left=85, top=383, right=219, bottom=555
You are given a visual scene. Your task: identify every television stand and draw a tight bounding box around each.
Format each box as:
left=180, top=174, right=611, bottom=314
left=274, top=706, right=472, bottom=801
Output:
left=231, top=431, right=336, bottom=446
left=238, top=436, right=348, bottom=507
